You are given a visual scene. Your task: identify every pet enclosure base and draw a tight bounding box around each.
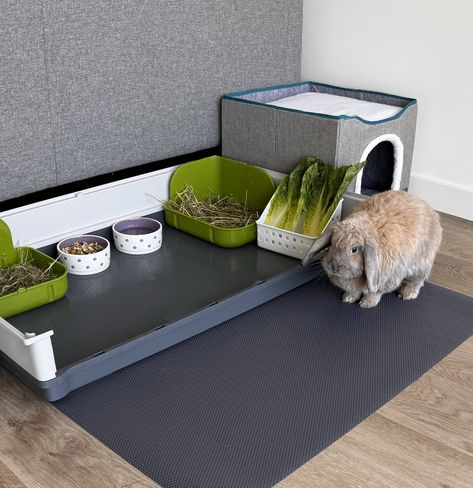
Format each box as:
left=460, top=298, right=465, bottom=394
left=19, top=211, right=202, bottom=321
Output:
left=1, top=212, right=323, bottom=401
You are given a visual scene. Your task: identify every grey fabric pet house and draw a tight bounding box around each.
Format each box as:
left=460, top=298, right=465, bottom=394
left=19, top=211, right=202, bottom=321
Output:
left=222, top=81, right=417, bottom=194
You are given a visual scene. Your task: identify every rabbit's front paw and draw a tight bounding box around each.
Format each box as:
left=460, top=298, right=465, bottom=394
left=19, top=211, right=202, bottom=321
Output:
left=342, top=291, right=361, bottom=303
left=399, top=281, right=423, bottom=300
left=359, top=293, right=382, bottom=308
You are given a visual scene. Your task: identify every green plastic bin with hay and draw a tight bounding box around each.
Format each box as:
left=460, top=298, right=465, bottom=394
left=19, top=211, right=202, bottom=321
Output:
left=164, top=156, right=275, bottom=248
left=0, top=219, right=68, bottom=318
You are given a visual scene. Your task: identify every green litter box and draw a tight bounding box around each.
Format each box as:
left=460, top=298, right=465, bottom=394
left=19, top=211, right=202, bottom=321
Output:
left=165, top=156, right=275, bottom=248
left=0, top=219, right=68, bottom=318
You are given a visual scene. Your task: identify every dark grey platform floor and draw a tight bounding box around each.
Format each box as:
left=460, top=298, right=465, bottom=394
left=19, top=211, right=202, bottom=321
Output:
left=8, top=213, right=297, bottom=369
left=55, top=277, right=473, bottom=488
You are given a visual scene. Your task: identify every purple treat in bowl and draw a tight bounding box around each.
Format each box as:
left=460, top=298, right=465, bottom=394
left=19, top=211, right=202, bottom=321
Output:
left=112, top=217, right=162, bottom=255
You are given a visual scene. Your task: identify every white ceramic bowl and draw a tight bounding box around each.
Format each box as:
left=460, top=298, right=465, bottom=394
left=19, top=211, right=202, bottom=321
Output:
left=112, top=217, right=162, bottom=255
left=57, top=235, right=111, bottom=275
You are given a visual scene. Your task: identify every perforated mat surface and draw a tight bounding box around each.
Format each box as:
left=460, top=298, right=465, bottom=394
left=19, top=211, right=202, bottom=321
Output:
left=8, top=214, right=297, bottom=369
left=55, top=278, right=473, bottom=488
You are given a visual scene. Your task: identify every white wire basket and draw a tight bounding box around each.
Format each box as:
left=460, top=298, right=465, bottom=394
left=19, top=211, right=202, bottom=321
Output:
left=256, top=199, right=343, bottom=259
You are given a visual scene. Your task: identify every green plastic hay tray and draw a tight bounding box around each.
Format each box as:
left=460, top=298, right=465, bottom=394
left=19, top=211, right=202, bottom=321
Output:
left=165, top=156, right=275, bottom=248
left=0, top=219, right=68, bottom=318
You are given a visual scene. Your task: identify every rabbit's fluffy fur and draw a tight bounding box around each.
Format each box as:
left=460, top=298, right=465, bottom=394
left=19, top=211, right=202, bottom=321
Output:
left=302, top=190, right=442, bottom=308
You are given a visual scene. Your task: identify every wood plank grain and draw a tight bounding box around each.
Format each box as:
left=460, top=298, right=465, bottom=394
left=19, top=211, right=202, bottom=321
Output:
left=276, top=420, right=427, bottom=488
left=0, top=367, right=160, bottom=488
left=429, top=252, right=473, bottom=297
left=437, top=236, right=473, bottom=261
left=427, top=213, right=473, bottom=296
left=0, top=460, right=28, bottom=488
left=277, top=411, right=473, bottom=488
left=121, top=481, right=161, bottom=488
left=358, top=413, right=473, bottom=488
left=380, top=369, right=473, bottom=458
left=430, top=337, right=473, bottom=390
left=439, top=212, right=473, bottom=235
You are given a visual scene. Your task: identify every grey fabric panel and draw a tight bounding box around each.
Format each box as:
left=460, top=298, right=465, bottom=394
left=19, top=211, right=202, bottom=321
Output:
left=221, top=100, right=276, bottom=169
left=336, top=104, right=418, bottom=190
left=398, top=104, right=417, bottom=189
left=41, top=0, right=303, bottom=185
left=54, top=279, right=473, bottom=488
left=0, top=1, right=302, bottom=200
left=0, top=1, right=57, bottom=200
left=274, top=111, right=339, bottom=173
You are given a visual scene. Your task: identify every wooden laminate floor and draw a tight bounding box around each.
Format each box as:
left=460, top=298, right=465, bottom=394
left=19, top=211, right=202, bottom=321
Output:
left=1, top=212, right=472, bottom=488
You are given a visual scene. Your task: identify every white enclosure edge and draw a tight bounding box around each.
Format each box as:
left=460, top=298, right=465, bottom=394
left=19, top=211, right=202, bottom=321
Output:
left=0, top=316, right=56, bottom=381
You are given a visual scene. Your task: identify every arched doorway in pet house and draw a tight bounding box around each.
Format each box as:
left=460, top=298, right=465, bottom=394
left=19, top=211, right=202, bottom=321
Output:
left=355, top=134, right=404, bottom=196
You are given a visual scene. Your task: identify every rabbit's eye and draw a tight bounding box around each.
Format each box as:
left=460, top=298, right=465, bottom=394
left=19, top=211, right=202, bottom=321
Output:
left=351, top=246, right=359, bottom=254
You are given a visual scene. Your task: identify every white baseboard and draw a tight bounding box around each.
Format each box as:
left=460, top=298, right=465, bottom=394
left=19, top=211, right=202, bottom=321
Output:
left=409, top=173, right=473, bottom=221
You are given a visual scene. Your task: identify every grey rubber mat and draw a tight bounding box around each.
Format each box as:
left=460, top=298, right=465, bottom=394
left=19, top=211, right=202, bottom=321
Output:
left=54, top=277, right=473, bottom=488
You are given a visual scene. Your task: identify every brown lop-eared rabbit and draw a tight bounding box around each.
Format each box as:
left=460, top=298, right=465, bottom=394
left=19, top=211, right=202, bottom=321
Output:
left=302, top=190, right=442, bottom=308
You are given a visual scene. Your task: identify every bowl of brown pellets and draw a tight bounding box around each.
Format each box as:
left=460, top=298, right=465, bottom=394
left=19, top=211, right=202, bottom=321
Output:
left=57, top=235, right=111, bottom=275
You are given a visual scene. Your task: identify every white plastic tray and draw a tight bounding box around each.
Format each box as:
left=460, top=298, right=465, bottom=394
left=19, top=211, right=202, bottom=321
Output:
left=256, top=198, right=343, bottom=259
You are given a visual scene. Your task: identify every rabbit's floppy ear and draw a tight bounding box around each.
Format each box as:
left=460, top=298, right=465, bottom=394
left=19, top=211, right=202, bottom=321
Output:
left=302, top=226, right=333, bottom=266
left=363, top=234, right=381, bottom=293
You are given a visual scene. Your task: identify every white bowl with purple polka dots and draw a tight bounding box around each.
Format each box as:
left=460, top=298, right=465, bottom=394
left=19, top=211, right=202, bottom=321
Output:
left=57, top=235, right=111, bottom=275
left=112, top=217, right=162, bottom=255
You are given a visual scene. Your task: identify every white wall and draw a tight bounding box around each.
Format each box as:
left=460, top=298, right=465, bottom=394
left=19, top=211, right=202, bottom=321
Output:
left=302, top=0, right=473, bottom=220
